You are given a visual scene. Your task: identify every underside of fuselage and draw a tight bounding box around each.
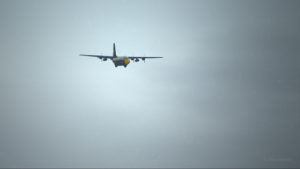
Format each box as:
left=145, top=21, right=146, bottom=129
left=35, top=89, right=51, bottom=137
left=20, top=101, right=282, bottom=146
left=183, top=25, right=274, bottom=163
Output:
left=112, top=57, right=130, bottom=67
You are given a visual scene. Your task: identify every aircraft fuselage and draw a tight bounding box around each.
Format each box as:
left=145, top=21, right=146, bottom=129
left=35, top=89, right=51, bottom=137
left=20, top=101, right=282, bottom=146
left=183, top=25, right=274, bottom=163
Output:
left=112, top=57, right=130, bottom=67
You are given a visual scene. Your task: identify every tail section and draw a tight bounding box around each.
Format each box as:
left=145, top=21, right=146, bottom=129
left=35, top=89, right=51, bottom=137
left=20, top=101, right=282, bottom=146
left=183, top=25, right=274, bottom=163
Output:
left=113, top=43, right=117, bottom=57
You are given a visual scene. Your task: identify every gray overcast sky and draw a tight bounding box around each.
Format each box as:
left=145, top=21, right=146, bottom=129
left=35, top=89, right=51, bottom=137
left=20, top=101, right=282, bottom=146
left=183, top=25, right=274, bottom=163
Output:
left=0, top=0, right=300, bottom=168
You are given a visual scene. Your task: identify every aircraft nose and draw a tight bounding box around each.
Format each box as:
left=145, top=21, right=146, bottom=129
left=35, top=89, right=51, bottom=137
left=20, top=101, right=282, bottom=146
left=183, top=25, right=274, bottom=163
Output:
left=125, top=58, right=130, bottom=65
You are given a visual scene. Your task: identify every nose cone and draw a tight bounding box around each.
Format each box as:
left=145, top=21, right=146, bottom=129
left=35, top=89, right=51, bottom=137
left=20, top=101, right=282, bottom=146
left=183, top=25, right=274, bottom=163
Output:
left=125, top=58, right=130, bottom=66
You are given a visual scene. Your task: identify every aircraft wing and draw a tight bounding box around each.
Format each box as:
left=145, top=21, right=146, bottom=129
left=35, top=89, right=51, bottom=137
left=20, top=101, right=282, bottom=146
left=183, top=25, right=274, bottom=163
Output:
left=80, top=54, right=113, bottom=60
left=127, top=56, right=163, bottom=61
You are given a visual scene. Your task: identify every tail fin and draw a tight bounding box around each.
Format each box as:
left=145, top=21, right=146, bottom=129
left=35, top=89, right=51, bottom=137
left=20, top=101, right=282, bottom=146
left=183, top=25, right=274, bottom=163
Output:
left=113, top=43, right=116, bottom=57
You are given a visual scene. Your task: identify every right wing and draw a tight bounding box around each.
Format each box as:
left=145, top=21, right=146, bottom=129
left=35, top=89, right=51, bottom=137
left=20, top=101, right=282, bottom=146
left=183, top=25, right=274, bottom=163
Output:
left=127, top=56, right=163, bottom=59
left=80, top=54, right=113, bottom=60
left=127, top=56, right=163, bottom=62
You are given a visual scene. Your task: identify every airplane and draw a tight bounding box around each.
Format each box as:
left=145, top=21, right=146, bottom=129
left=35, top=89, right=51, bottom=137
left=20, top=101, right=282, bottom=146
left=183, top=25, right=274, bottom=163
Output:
left=80, top=43, right=163, bottom=67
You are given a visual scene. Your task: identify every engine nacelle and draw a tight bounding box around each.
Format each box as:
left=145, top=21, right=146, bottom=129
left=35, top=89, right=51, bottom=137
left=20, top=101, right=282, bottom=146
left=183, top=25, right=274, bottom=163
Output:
left=135, top=58, right=139, bottom=62
left=103, top=58, right=107, bottom=61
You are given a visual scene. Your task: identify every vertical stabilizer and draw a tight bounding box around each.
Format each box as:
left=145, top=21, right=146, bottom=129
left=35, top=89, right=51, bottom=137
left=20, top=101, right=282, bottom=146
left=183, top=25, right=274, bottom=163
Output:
left=113, top=43, right=117, bottom=57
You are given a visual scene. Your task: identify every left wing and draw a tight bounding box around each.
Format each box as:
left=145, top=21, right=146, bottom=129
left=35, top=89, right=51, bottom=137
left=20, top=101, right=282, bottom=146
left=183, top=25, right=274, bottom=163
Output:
left=80, top=54, right=113, bottom=60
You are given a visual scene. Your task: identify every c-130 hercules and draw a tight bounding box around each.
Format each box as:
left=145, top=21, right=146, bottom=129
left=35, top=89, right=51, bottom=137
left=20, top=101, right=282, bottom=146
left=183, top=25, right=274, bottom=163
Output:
left=80, top=43, right=163, bottom=67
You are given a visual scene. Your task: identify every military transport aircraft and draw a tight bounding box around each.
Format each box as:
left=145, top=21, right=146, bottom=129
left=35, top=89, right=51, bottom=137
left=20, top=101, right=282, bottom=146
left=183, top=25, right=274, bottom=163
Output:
left=80, top=43, right=162, bottom=67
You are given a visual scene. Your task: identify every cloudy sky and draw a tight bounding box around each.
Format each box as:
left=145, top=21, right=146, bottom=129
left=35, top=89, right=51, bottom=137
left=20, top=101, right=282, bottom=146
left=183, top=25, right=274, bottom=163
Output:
left=0, top=0, right=300, bottom=168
